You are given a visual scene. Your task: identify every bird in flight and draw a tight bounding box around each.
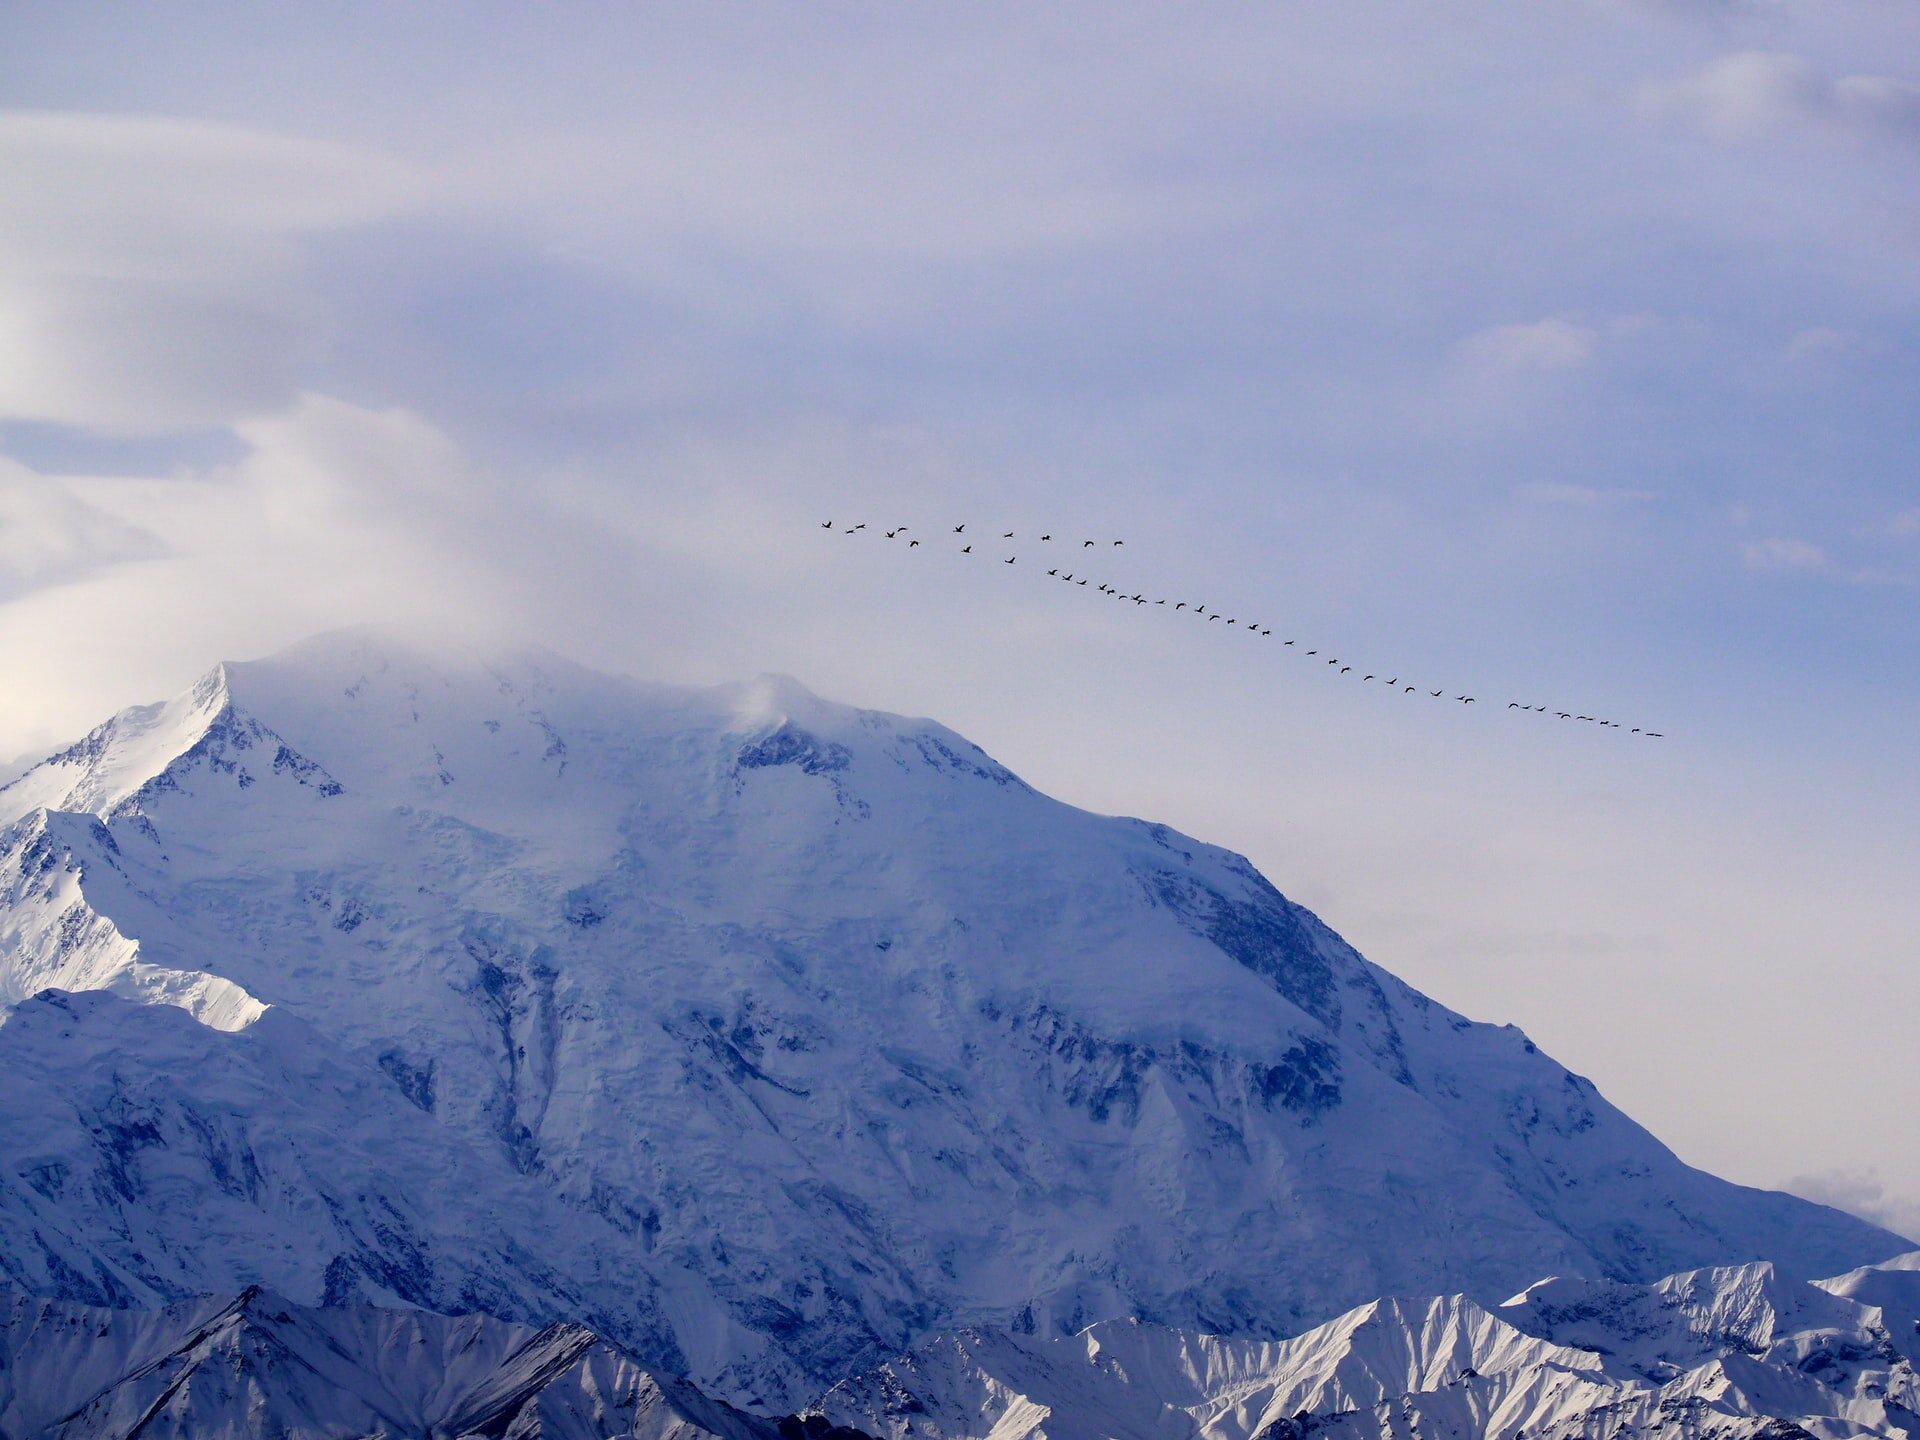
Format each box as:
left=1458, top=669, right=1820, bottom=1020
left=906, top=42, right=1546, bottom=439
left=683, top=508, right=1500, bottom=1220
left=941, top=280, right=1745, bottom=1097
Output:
left=815, top=516, right=1662, bottom=738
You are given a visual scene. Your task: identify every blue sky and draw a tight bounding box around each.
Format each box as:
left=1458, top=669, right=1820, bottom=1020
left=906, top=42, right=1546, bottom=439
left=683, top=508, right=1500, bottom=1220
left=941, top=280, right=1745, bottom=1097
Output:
left=2, top=3, right=1916, bottom=1232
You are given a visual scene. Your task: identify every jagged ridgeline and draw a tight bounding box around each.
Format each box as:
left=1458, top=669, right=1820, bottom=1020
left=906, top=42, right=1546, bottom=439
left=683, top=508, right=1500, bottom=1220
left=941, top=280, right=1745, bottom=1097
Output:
left=0, top=630, right=1906, bottom=1415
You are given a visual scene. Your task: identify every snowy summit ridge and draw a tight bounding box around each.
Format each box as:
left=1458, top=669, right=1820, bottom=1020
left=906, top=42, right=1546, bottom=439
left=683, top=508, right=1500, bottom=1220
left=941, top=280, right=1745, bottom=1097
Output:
left=0, top=628, right=1905, bottom=1412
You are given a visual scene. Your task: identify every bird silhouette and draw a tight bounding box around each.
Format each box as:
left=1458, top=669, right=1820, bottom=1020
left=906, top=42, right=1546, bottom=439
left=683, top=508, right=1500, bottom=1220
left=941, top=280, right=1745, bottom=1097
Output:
left=1157, top=599, right=1167, bottom=605
left=886, top=530, right=898, bottom=539
left=1340, top=666, right=1352, bottom=674
left=1063, top=572, right=1074, bottom=581
left=1260, top=629, right=1271, bottom=636
left=962, top=545, right=972, bottom=554
left=853, top=524, right=865, bottom=530
left=1195, top=605, right=1206, bottom=616
left=1048, top=568, right=1058, bottom=576
left=1386, top=678, right=1398, bottom=686
left=1078, top=578, right=1088, bottom=585
left=1458, top=696, right=1475, bottom=704
left=1557, top=712, right=1571, bottom=719
left=909, top=540, right=920, bottom=547
left=1083, top=540, right=1095, bottom=547
left=1113, top=540, right=1124, bottom=546
left=1431, top=690, right=1443, bottom=697
left=822, top=520, right=833, bottom=529
left=1405, top=686, right=1416, bottom=693
left=1041, top=534, right=1052, bottom=541
left=1004, top=532, right=1014, bottom=539
left=1005, top=557, right=1015, bottom=564
left=1363, top=674, right=1374, bottom=682
left=1508, top=702, right=1520, bottom=709
left=1210, top=615, right=1221, bottom=622
left=954, top=525, right=966, bottom=534
left=1176, top=603, right=1187, bottom=610
left=1285, top=640, right=1296, bottom=645
left=1646, top=732, right=1664, bottom=738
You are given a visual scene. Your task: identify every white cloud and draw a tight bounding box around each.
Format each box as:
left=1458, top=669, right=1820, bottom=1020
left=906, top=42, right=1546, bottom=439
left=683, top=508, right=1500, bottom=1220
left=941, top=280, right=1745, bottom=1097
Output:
left=0, top=457, right=164, bottom=599
left=1741, top=536, right=1827, bottom=572
left=1641, top=52, right=1920, bottom=144
left=0, top=111, right=417, bottom=433
left=1784, top=1167, right=1920, bottom=1244
left=1456, top=317, right=1598, bottom=373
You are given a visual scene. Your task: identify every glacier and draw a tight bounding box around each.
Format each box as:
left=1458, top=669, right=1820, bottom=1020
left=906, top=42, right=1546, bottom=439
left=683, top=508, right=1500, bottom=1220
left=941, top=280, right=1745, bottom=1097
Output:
left=0, top=628, right=1907, bottom=1413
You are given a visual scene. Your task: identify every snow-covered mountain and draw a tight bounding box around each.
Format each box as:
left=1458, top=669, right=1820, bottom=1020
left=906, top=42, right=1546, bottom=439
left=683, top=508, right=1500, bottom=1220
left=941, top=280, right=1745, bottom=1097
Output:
left=811, top=1254, right=1920, bottom=1439
left=0, top=629, right=1906, bottom=1409
left=6, top=1257, right=1913, bottom=1439
left=0, top=1285, right=865, bottom=1440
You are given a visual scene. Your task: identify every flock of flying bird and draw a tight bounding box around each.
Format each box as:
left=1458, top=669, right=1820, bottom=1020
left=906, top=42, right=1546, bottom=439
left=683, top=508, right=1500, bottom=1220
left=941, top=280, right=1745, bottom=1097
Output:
left=819, top=519, right=1665, bottom=737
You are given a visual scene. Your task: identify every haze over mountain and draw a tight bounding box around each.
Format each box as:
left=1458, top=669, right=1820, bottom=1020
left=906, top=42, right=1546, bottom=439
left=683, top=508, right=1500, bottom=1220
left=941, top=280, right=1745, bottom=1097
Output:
left=0, top=631, right=1906, bottom=1413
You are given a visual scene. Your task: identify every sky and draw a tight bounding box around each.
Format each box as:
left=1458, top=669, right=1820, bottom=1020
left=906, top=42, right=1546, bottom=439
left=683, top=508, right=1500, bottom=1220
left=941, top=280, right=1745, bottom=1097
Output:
left=1, top=2, right=1916, bottom=1239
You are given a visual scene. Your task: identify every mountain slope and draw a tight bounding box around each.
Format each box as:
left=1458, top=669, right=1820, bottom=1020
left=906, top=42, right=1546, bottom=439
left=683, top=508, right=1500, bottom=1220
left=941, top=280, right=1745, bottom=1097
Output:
left=0, top=629, right=1904, bottom=1406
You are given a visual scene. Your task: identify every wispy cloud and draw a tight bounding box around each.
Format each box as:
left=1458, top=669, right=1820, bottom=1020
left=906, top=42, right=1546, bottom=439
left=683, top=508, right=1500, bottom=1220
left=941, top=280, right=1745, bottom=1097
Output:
left=1784, top=1167, right=1920, bottom=1244
left=0, top=111, right=417, bottom=432
left=1641, top=52, right=1920, bottom=145
left=1456, top=317, right=1598, bottom=374
left=1741, top=536, right=1827, bottom=573
left=1514, top=481, right=1656, bottom=508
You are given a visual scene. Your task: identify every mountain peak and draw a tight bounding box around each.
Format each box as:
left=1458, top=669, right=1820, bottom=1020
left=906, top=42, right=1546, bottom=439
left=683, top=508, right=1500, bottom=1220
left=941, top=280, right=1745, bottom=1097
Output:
left=0, top=662, right=234, bottom=825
